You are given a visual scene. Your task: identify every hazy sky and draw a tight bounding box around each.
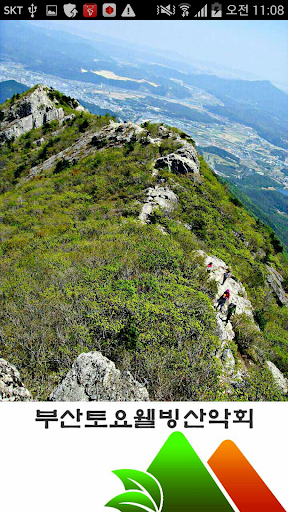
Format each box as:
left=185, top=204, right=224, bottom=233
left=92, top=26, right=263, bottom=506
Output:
left=40, top=19, right=288, bottom=88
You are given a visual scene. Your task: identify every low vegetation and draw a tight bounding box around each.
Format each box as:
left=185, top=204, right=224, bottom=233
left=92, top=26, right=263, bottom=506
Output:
left=0, top=111, right=112, bottom=192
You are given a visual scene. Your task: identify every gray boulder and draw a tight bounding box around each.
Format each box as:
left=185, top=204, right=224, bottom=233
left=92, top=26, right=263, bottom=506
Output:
left=155, top=142, right=200, bottom=175
left=49, top=351, right=149, bottom=401
left=215, top=312, right=235, bottom=346
left=266, top=361, right=287, bottom=394
left=139, top=185, right=178, bottom=223
left=91, top=120, right=144, bottom=149
left=221, top=349, right=236, bottom=374
left=266, top=265, right=288, bottom=306
left=0, top=358, right=32, bottom=401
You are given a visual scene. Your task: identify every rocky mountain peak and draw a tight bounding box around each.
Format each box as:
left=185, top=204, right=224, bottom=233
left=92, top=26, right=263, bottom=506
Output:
left=0, top=84, right=86, bottom=144
left=49, top=351, right=149, bottom=401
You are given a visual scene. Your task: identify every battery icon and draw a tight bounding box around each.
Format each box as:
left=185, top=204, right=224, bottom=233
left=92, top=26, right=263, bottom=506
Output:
left=211, top=2, right=222, bottom=16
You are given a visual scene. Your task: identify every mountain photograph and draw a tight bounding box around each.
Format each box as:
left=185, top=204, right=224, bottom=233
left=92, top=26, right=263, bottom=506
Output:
left=0, top=19, right=287, bottom=402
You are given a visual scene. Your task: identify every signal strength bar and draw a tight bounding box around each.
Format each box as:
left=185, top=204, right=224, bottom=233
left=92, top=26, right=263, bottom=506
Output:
left=194, top=4, right=207, bottom=17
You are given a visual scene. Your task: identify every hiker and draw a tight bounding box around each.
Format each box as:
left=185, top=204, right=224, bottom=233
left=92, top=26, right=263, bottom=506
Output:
left=207, top=262, right=213, bottom=272
left=226, top=303, right=236, bottom=324
left=216, top=289, right=230, bottom=312
left=222, top=269, right=231, bottom=285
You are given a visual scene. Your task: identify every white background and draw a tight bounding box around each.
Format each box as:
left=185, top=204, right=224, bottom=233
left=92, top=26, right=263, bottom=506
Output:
left=0, top=402, right=287, bottom=511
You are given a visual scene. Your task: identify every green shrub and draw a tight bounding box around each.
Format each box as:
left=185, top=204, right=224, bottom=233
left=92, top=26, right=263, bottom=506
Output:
left=237, top=366, right=286, bottom=401
left=232, top=314, right=264, bottom=355
left=53, top=158, right=70, bottom=174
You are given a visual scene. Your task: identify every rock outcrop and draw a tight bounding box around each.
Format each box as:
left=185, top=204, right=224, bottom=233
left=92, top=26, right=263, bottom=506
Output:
left=266, top=361, right=288, bottom=394
left=221, top=348, right=236, bottom=375
left=91, top=120, right=144, bottom=148
left=200, top=252, right=254, bottom=318
left=194, top=251, right=256, bottom=387
left=0, top=85, right=85, bottom=144
left=27, top=120, right=144, bottom=179
left=155, top=142, right=200, bottom=176
left=0, top=358, right=32, bottom=401
left=196, top=251, right=288, bottom=395
left=215, top=312, right=235, bottom=344
left=26, top=119, right=198, bottom=189
left=49, top=351, right=149, bottom=402
left=266, top=265, right=288, bottom=306
left=139, top=131, right=198, bottom=224
left=139, top=185, right=178, bottom=223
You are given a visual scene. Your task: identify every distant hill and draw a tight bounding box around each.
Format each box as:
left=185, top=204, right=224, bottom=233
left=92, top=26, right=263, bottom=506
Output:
left=78, top=99, right=117, bottom=119
left=0, top=80, right=29, bottom=104
left=1, top=22, right=287, bottom=147
left=198, top=145, right=240, bottom=164
left=183, top=74, right=288, bottom=150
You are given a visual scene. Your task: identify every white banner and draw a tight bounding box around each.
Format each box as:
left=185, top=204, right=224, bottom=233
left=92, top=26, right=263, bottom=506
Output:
left=0, top=401, right=287, bottom=511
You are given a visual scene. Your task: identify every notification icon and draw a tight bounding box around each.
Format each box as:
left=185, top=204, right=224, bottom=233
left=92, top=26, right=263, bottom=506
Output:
left=102, top=3, right=116, bottom=16
left=83, top=3, right=97, bottom=17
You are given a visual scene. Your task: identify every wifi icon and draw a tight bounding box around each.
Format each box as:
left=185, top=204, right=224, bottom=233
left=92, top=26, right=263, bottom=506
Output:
left=179, top=2, right=191, bottom=16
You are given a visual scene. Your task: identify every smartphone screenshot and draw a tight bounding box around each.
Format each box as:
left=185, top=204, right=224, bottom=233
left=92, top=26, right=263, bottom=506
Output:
left=0, top=3, right=287, bottom=511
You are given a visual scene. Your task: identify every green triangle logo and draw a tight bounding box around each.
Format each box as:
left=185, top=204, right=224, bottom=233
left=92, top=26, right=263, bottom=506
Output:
left=106, top=432, right=234, bottom=511
left=148, top=432, right=233, bottom=511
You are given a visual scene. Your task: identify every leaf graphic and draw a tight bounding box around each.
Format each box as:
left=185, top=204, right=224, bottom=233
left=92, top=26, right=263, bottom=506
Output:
left=106, top=490, right=157, bottom=512
left=105, top=470, right=163, bottom=512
